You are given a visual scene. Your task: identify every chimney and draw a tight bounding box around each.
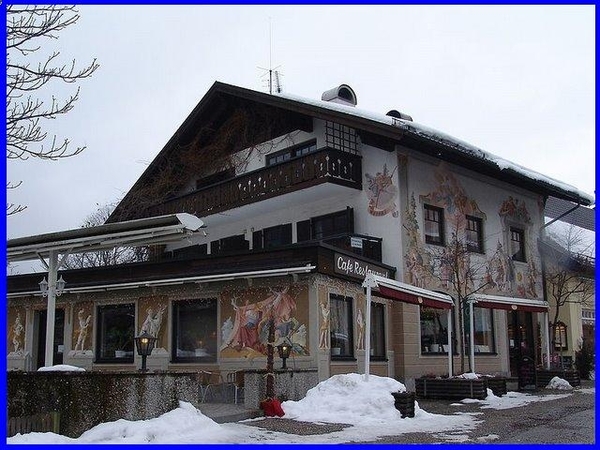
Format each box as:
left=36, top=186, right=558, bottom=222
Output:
left=321, top=84, right=357, bottom=107
left=386, top=109, right=413, bottom=122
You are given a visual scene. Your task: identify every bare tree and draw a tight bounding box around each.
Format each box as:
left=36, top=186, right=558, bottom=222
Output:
left=541, top=225, right=595, bottom=367
left=64, top=203, right=148, bottom=269
left=7, top=5, right=99, bottom=214
left=427, top=220, right=490, bottom=374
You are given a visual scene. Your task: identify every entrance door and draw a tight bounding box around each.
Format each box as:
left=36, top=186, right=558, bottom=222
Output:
left=508, top=310, right=536, bottom=389
left=36, top=309, right=65, bottom=369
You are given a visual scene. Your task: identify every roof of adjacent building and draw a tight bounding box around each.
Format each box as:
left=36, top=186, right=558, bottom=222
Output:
left=545, top=197, right=595, bottom=232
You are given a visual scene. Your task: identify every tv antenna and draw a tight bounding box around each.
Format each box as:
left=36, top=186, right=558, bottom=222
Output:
left=258, top=17, right=283, bottom=94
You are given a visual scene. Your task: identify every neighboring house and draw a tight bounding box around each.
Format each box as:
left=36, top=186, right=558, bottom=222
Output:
left=541, top=200, right=595, bottom=368
left=7, top=82, right=593, bottom=390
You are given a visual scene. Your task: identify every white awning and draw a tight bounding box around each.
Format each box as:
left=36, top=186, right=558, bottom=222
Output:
left=7, top=265, right=317, bottom=297
left=7, top=213, right=206, bottom=262
left=363, top=273, right=454, bottom=309
left=471, top=293, right=548, bottom=313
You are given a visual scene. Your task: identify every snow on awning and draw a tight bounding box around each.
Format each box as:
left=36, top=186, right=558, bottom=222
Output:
left=471, top=293, right=548, bottom=313
left=363, top=274, right=454, bottom=309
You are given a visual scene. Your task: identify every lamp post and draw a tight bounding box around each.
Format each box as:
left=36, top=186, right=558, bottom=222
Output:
left=39, top=270, right=66, bottom=367
left=134, top=331, right=157, bottom=372
left=277, top=343, right=291, bottom=370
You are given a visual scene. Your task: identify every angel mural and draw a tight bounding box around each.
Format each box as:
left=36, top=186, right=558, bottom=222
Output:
left=365, top=164, right=399, bottom=217
left=221, top=287, right=308, bottom=356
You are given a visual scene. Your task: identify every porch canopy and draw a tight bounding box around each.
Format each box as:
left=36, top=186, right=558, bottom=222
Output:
left=470, top=293, right=549, bottom=313
left=7, top=213, right=207, bottom=368
left=362, top=273, right=454, bottom=379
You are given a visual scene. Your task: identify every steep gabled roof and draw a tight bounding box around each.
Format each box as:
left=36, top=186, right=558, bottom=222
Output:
left=110, top=81, right=593, bottom=221
left=545, top=197, right=595, bottom=232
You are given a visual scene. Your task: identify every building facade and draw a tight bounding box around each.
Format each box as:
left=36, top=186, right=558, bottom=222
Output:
left=7, top=82, right=593, bottom=389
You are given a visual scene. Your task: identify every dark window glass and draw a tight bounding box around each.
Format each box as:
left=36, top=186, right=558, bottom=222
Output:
left=466, top=216, right=484, bottom=253
left=554, top=322, right=568, bottom=350
left=330, top=294, right=354, bottom=358
left=510, top=227, right=526, bottom=262
left=96, top=304, right=135, bottom=363
left=424, top=205, right=445, bottom=245
left=263, top=223, right=292, bottom=249
left=172, top=298, right=218, bottom=363
left=420, top=306, right=452, bottom=354
left=252, top=230, right=263, bottom=251
left=312, top=208, right=353, bottom=240
left=172, top=244, right=207, bottom=259
left=266, top=140, right=318, bottom=166
left=325, top=121, right=358, bottom=154
left=213, top=235, right=249, bottom=255
left=370, top=302, right=386, bottom=359
left=297, top=220, right=311, bottom=242
left=196, top=168, right=235, bottom=190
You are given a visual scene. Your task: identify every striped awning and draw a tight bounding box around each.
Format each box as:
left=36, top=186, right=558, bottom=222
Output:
left=363, top=274, right=454, bottom=309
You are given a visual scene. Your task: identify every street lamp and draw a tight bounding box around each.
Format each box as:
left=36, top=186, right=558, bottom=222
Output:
left=134, top=331, right=157, bottom=372
left=39, top=276, right=66, bottom=297
left=277, top=343, right=291, bottom=370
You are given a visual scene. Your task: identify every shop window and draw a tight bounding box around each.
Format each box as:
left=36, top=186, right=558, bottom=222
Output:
left=420, top=306, right=452, bottom=354
left=172, top=298, right=218, bottom=363
left=510, top=227, right=526, bottom=262
left=554, top=322, right=568, bottom=350
left=330, top=294, right=354, bottom=358
left=96, top=303, right=135, bottom=363
left=424, top=205, right=445, bottom=245
left=370, top=302, right=386, bottom=359
left=466, top=216, right=484, bottom=253
left=466, top=307, right=495, bottom=353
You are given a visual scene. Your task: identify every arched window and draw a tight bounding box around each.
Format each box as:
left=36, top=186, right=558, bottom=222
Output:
left=554, top=321, right=568, bottom=350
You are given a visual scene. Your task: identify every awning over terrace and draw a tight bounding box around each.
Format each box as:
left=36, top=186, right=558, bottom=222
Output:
left=365, top=274, right=454, bottom=309
left=362, top=273, right=454, bottom=379
left=470, top=293, right=549, bottom=313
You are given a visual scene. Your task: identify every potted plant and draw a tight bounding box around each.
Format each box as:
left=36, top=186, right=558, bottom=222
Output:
left=107, top=326, right=133, bottom=358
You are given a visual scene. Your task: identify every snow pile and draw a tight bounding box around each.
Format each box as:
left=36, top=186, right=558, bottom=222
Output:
left=462, top=390, right=572, bottom=410
left=282, top=373, right=407, bottom=425
left=454, top=372, right=481, bottom=380
left=38, top=364, right=85, bottom=372
left=545, top=376, right=573, bottom=390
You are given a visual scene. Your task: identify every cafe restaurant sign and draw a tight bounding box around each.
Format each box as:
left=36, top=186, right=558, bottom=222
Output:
left=334, top=253, right=390, bottom=280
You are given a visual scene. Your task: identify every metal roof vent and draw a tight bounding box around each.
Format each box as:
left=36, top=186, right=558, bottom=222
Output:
left=321, top=84, right=357, bottom=106
left=386, top=109, right=413, bottom=122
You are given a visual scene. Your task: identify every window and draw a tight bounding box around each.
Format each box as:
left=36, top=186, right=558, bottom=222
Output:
left=424, top=205, right=445, bottom=245
left=296, top=208, right=354, bottom=242
left=96, top=303, right=135, bottom=363
left=172, top=298, right=218, bottom=362
left=266, top=140, right=317, bottom=166
left=254, top=224, right=292, bottom=250
left=554, top=322, right=568, bottom=350
left=370, top=302, right=386, bottom=359
left=196, top=168, right=235, bottom=190
left=510, top=227, right=526, bottom=262
left=467, top=307, right=495, bottom=353
left=420, top=306, right=452, bottom=354
left=211, top=234, right=249, bottom=255
left=172, top=244, right=208, bottom=259
left=325, top=121, right=358, bottom=154
left=330, top=294, right=354, bottom=358
left=466, top=216, right=483, bottom=253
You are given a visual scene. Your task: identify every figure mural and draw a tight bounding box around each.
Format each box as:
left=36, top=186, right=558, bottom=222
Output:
left=365, top=164, right=399, bottom=217
left=74, top=309, right=92, bottom=352
left=11, top=313, right=24, bottom=354
left=221, top=286, right=308, bottom=357
left=499, top=196, right=532, bottom=224
left=356, top=303, right=365, bottom=351
left=140, top=305, right=167, bottom=338
left=318, top=299, right=330, bottom=349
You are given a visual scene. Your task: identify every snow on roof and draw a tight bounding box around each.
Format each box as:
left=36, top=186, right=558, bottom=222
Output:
left=273, top=90, right=594, bottom=205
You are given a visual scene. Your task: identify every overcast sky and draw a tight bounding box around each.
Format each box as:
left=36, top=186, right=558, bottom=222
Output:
left=7, top=5, right=595, bottom=244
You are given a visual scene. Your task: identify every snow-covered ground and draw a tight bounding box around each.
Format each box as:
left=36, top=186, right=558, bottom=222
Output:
left=8, top=373, right=590, bottom=444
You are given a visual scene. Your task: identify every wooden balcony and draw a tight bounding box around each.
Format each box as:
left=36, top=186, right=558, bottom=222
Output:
left=150, top=147, right=362, bottom=218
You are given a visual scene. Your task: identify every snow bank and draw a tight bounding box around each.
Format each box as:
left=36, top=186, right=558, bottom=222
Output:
left=545, top=376, right=573, bottom=390
left=282, top=373, right=407, bottom=425
left=37, top=364, right=85, bottom=372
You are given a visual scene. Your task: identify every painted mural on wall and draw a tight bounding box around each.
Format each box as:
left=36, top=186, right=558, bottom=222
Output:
left=220, top=284, right=309, bottom=359
left=365, top=164, right=399, bottom=217
left=73, top=307, right=92, bottom=353
left=9, top=310, right=25, bottom=354
left=138, top=296, right=168, bottom=349
left=403, top=167, right=542, bottom=299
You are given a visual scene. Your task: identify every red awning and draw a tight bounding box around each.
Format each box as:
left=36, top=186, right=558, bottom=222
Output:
left=472, top=294, right=548, bottom=313
left=365, top=275, right=454, bottom=310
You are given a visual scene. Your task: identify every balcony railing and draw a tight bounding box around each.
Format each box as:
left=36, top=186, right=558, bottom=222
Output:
left=150, top=147, right=362, bottom=218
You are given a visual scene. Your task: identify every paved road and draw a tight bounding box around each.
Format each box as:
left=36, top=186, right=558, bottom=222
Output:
left=371, top=385, right=595, bottom=444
